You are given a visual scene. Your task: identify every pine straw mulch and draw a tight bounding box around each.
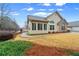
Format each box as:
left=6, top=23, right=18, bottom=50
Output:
left=25, top=43, right=76, bottom=56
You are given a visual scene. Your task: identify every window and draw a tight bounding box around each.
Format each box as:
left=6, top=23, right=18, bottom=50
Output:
left=50, top=25, right=54, bottom=30
left=44, top=24, right=47, bottom=30
left=32, top=23, right=36, bottom=30
left=61, top=26, right=65, bottom=30
left=38, top=23, right=42, bottom=30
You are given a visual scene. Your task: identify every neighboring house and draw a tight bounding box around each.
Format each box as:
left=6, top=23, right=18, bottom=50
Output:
left=68, top=21, right=79, bottom=32
left=27, top=11, right=68, bottom=34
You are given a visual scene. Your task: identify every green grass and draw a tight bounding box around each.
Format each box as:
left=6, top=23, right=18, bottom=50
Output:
left=0, top=40, right=32, bottom=56
left=71, top=52, right=79, bottom=56
left=0, top=40, right=79, bottom=56
left=63, top=49, right=79, bottom=56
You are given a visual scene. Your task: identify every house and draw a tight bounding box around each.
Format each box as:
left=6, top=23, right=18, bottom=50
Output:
left=68, top=21, right=79, bottom=32
left=27, top=11, right=68, bottom=34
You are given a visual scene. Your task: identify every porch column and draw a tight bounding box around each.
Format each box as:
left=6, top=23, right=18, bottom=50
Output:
left=42, top=23, right=44, bottom=31
left=36, top=22, right=38, bottom=31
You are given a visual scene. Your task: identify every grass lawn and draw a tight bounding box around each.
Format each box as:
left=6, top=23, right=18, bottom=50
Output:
left=25, top=33, right=79, bottom=50
left=15, top=33, right=79, bottom=56
left=0, top=40, right=32, bottom=56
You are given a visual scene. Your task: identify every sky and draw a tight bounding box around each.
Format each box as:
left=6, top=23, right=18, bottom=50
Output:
left=4, top=3, right=79, bottom=27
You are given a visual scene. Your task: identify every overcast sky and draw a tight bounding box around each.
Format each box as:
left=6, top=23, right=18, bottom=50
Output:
left=5, top=3, right=79, bottom=27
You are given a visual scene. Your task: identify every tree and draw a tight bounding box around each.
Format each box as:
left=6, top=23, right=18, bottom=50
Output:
left=0, top=3, right=11, bottom=30
left=0, top=3, right=11, bottom=17
left=0, top=3, right=20, bottom=31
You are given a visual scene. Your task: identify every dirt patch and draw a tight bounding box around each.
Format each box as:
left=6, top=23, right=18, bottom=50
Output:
left=26, top=44, right=72, bottom=56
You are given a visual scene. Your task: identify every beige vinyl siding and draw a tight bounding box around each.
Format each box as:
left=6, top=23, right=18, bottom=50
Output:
left=47, top=13, right=61, bottom=32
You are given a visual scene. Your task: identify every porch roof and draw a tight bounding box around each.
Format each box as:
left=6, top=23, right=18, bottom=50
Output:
left=28, top=15, right=48, bottom=23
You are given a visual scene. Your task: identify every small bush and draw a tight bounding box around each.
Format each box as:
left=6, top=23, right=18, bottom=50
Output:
left=27, top=31, right=32, bottom=35
left=0, top=40, right=32, bottom=56
left=0, top=32, right=14, bottom=41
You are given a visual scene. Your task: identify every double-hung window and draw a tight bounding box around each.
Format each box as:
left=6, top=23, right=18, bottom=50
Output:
left=38, top=23, right=42, bottom=30
left=50, top=25, right=54, bottom=30
left=44, top=24, right=47, bottom=30
left=32, top=23, right=36, bottom=30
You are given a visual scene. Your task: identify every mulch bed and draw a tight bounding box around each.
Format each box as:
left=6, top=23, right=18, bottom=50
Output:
left=25, top=44, right=72, bottom=56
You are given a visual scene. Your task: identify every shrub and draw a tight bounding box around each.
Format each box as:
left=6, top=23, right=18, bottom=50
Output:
left=0, top=40, right=32, bottom=56
left=27, top=31, right=32, bottom=35
left=0, top=32, right=14, bottom=41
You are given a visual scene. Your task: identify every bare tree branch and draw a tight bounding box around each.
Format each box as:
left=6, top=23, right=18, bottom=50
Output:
left=0, top=3, right=19, bottom=31
left=0, top=3, right=11, bottom=17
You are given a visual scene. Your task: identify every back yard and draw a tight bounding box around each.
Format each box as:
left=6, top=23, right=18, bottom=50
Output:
left=16, top=33, right=79, bottom=50
left=15, top=33, right=79, bottom=56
